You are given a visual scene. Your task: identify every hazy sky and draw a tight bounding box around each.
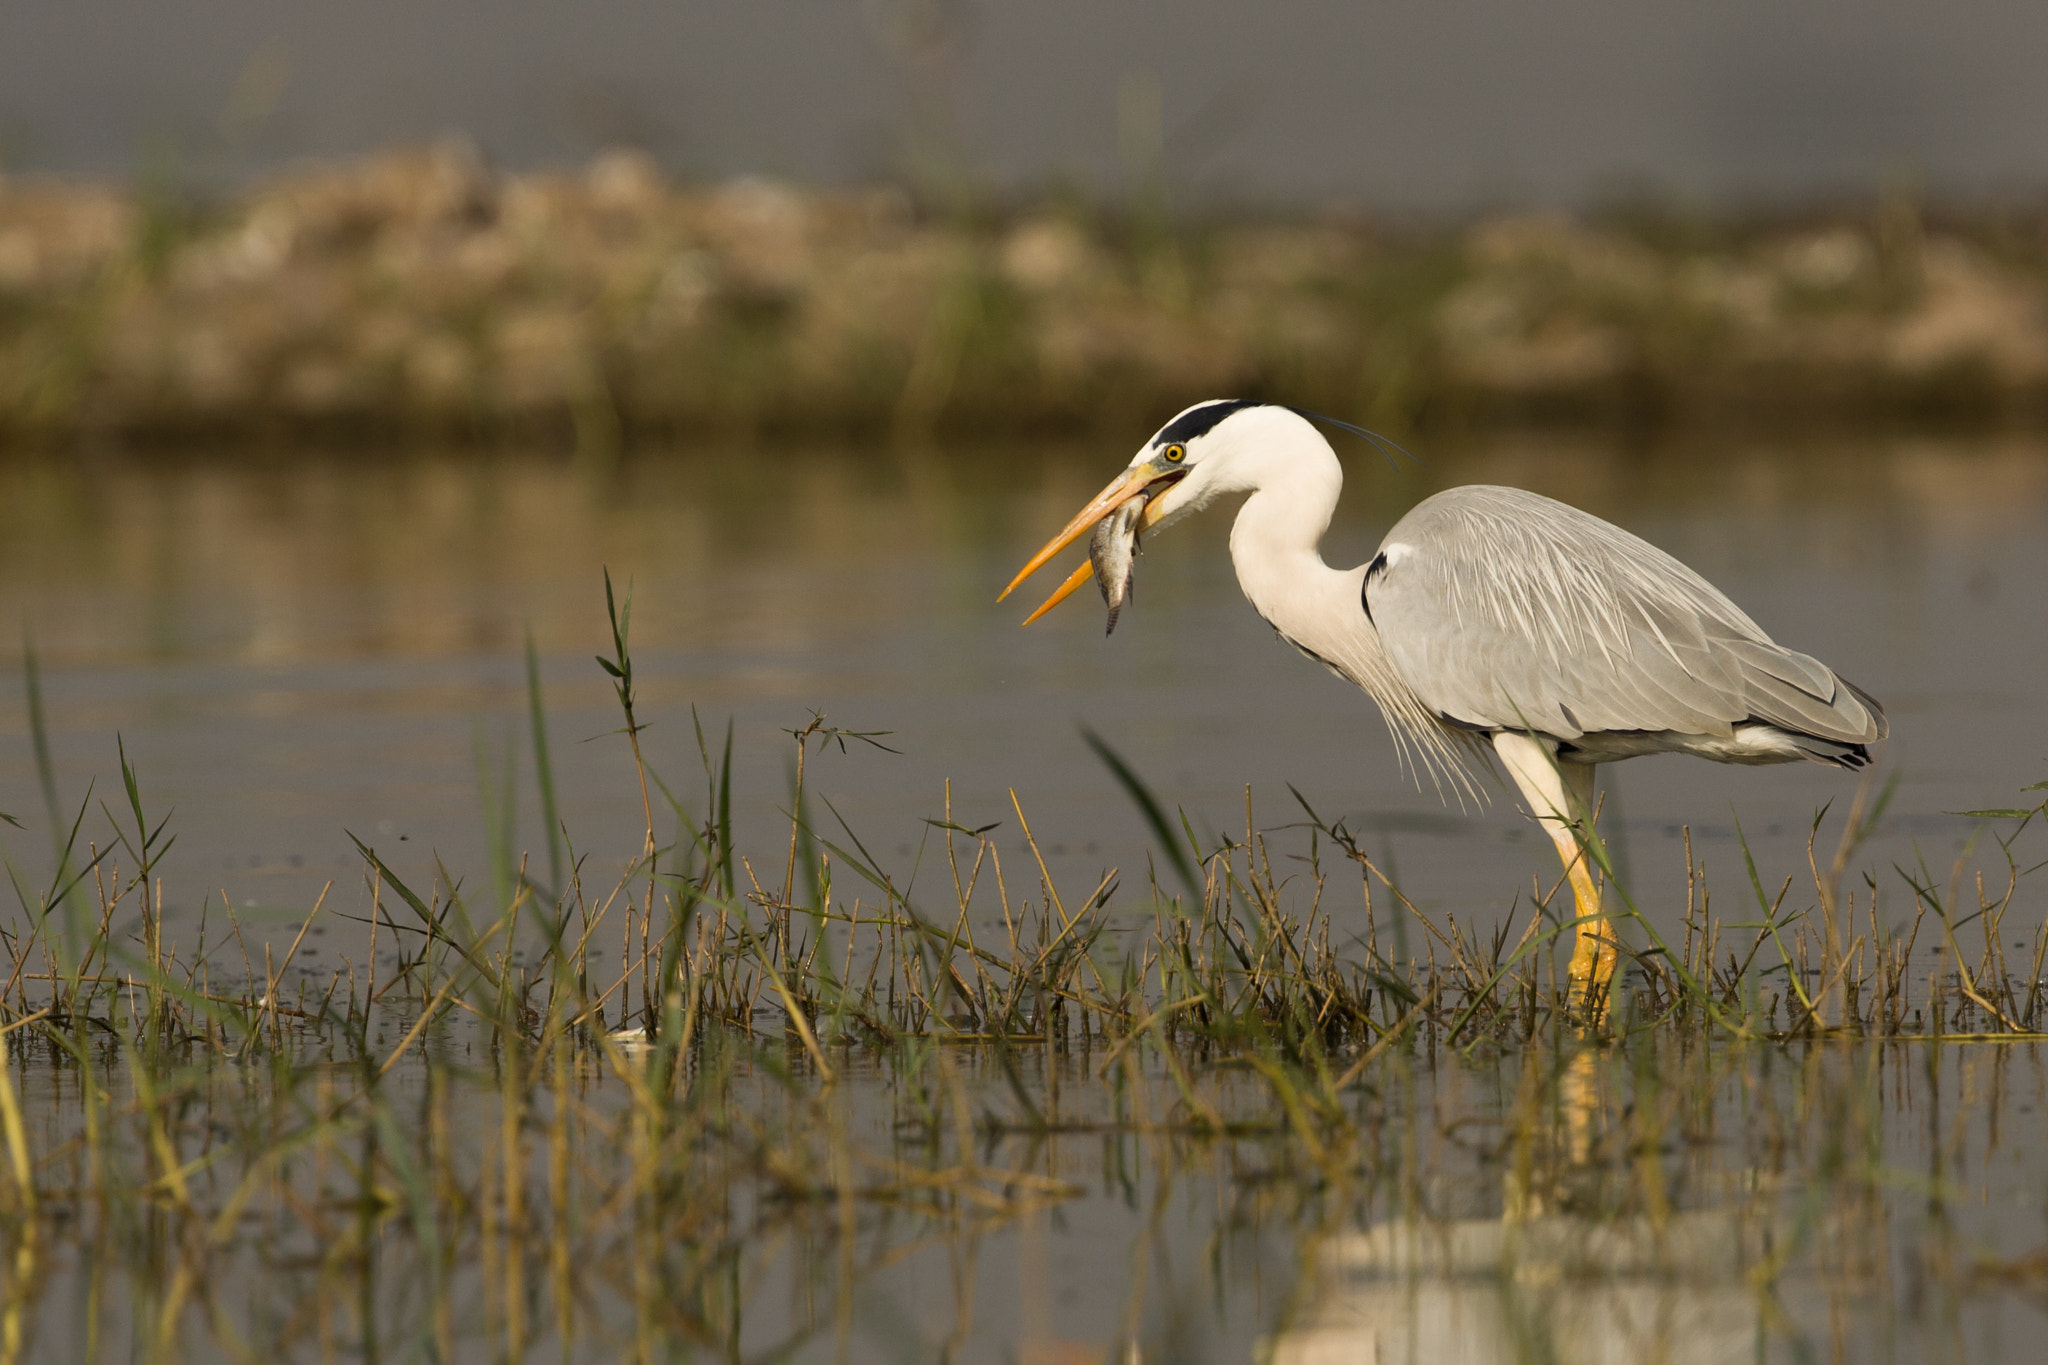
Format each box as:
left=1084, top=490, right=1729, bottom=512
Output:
left=6, top=1, right=2046, bottom=208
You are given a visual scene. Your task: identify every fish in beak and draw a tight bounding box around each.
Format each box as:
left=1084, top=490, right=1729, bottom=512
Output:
left=1090, top=492, right=1146, bottom=634
left=998, top=463, right=1179, bottom=625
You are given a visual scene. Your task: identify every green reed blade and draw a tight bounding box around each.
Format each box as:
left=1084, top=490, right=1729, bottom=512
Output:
left=1082, top=726, right=1200, bottom=905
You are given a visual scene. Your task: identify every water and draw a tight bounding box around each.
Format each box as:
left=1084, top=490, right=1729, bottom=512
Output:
left=0, top=431, right=2040, bottom=950
left=12, top=1025, right=2048, bottom=1362
left=3, top=432, right=2047, bottom=1362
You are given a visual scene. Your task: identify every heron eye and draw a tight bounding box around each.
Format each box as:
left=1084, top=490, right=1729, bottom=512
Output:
left=1163, top=444, right=1186, bottom=463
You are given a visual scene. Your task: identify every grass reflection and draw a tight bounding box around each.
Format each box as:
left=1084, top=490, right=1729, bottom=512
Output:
left=0, top=610, right=2045, bottom=1361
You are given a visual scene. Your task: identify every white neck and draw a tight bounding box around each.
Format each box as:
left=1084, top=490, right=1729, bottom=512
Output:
left=1220, top=419, right=1351, bottom=638
left=1188, top=405, right=1470, bottom=796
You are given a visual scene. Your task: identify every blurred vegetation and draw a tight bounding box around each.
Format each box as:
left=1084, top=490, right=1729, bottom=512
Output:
left=4, top=142, right=2048, bottom=446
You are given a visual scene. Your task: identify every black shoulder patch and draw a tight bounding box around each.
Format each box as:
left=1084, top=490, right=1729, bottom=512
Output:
left=1360, top=550, right=1389, bottom=623
left=1151, top=399, right=1258, bottom=448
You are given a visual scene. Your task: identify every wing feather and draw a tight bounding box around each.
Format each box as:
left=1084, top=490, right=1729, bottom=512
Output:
left=1365, top=486, right=1883, bottom=746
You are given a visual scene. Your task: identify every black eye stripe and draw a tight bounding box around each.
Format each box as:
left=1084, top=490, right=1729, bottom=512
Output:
left=1150, top=398, right=1257, bottom=448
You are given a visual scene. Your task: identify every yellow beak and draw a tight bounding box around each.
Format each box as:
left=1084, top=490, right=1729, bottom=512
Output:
left=998, top=464, right=1177, bottom=624
left=1017, top=561, right=1096, bottom=626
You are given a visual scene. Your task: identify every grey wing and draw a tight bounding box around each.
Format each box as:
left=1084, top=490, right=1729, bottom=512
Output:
left=1363, top=486, right=1885, bottom=746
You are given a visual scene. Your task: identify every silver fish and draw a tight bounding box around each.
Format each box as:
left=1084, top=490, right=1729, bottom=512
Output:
left=1089, top=491, right=1147, bottom=635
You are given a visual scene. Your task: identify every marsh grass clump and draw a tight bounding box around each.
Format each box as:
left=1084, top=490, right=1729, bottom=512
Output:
left=1, top=588, right=2045, bottom=1360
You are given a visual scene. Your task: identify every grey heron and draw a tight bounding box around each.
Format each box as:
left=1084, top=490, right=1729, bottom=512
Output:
left=999, top=400, right=1886, bottom=996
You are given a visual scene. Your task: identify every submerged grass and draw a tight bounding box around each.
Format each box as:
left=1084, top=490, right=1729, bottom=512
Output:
left=1, top=585, right=2046, bottom=1359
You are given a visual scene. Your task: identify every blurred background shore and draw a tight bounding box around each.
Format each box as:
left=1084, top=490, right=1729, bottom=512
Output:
left=15, top=2, right=2048, bottom=446
left=4, top=145, right=2048, bottom=445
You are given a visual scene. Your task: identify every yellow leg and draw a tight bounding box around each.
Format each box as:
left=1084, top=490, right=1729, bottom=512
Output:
left=1493, top=732, right=1617, bottom=1004
left=1548, top=822, right=1616, bottom=993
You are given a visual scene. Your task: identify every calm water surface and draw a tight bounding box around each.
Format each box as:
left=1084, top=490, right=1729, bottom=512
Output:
left=0, top=431, right=2039, bottom=944
left=3, top=431, right=2048, bottom=1362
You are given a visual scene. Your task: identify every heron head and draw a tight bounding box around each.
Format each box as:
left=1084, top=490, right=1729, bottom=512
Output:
left=997, top=399, right=1309, bottom=621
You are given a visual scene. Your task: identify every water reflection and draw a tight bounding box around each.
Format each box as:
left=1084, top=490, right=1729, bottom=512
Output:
left=0, top=433, right=2042, bottom=951
left=1270, top=1213, right=1766, bottom=1365
left=1263, top=1036, right=2047, bottom=1365
left=4, top=435, right=2048, bottom=1364
left=1278, top=1055, right=1767, bottom=1364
